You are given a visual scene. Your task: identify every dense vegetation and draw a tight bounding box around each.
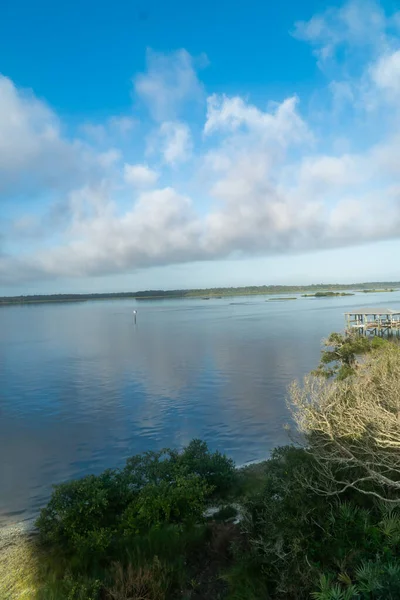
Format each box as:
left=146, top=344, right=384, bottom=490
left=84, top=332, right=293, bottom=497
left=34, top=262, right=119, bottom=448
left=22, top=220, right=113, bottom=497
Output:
left=0, top=281, right=399, bottom=305
left=3, top=334, right=400, bottom=599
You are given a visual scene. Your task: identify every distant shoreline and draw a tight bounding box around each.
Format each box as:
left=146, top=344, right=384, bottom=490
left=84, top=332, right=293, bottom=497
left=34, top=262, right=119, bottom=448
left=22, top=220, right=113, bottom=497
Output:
left=1, top=283, right=399, bottom=306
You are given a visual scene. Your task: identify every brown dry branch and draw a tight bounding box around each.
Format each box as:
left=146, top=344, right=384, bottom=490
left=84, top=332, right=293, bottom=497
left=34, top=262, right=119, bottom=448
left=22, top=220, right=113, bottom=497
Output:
left=289, top=344, right=400, bottom=503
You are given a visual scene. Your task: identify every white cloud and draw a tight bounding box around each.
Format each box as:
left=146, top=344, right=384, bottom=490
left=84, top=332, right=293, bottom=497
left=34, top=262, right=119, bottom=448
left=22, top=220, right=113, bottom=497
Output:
left=292, top=0, right=390, bottom=69
left=0, top=75, right=73, bottom=193
left=124, top=163, right=159, bottom=187
left=3, top=3, right=400, bottom=286
left=204, top=94, right=310, bottom=147
left=22, top=187, right=202, bottom=278
left=98, top=149, right=121, bottom=168
left=0, top=75, right=113, bottom=199
left=297, top=154, right=363, bottom=189
left=150, top=121, right=193, bottom=165
left=371, top=50, right=400, bottom=97
left=135, top=49, right=205, bottom=121
left=108, top=116, right=136, bottom=135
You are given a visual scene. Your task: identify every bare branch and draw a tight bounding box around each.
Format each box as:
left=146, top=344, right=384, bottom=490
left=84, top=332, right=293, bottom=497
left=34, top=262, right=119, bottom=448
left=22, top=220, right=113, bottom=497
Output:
left=289, top=344, right=400, bottom=503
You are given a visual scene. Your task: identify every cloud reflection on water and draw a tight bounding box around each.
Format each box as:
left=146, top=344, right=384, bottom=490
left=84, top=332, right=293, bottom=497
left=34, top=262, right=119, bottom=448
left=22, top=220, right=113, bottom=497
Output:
left=0, top=294, right=373, bottom=525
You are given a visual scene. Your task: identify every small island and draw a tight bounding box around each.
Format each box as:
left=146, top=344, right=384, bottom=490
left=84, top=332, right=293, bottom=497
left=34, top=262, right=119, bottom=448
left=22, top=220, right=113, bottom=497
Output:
left=362, top=288, right=396, bottom=293
left=302, top=291, right=355, bottom=298
left=267, top=297, right=297, bottom=301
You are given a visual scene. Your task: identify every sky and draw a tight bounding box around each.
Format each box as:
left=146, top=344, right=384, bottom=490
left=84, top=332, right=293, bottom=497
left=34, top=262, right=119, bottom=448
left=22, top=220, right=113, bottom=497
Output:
left=1, top=0, right=400, bottom=295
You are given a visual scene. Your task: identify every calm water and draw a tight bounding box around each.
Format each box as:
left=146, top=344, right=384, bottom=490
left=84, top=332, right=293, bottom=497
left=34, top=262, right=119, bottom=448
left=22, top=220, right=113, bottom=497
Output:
left=2, top=291, right=400, bottom=527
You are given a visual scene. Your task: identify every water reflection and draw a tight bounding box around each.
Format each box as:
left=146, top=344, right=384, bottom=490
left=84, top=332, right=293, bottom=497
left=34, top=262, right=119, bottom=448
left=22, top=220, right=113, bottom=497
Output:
left=2, top=291, right=400, bottom=526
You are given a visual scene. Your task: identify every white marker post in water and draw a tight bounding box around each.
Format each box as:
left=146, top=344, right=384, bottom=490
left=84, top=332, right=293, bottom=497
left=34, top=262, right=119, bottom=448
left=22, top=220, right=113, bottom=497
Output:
left=133, top=310, right=137, bottom=324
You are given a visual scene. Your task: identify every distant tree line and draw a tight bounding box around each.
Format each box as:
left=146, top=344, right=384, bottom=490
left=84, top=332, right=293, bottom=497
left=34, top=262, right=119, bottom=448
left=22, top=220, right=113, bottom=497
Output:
left=1, top=282, right=399, bottom=305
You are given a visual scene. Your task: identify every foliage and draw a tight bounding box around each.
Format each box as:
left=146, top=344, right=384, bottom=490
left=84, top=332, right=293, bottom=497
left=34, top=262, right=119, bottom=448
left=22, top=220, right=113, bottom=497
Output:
left=223, top=557, right=270, bottom=600
left=240, top=446, right=331, bottom=598
left=36, top=440, right=234, bottom=560
left=35, top=469, right=131, bottom=558
left=311, top=332, right=388, bottom=379
left=121, top=475, right=211, bottom=532
left=311, top=558, right=400, bottom=599
left=237, top=445, right=400, bottom=599
left=124, top=439, right=235, bottom=497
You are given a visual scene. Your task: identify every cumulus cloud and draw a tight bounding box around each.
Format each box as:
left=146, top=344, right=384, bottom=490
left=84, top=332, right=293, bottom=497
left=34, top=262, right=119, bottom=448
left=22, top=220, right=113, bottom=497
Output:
left=2, top=0, right=400, bottom=286
left=204, top=94, right=310, bottom=146
left=134, top=49, right=205, bottom=121
left=0, top=75, right=111, bottom=199
left=124, top=163, right=159, bottom=187
left=371, top=50, right=400, bottom=98
left=147, top=121, right=193, bottom=165
left=292, top=0, right=389, bottom=66
left=24, top=186, right=202, bottom=278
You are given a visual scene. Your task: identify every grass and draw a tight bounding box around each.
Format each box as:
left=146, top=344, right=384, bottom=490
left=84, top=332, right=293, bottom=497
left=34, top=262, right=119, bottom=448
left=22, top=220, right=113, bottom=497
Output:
left=0, top=530, right=42, bottom=600
left=0, top=523, right=243, bottom=599
left=106, top=558, right=171, bottom=600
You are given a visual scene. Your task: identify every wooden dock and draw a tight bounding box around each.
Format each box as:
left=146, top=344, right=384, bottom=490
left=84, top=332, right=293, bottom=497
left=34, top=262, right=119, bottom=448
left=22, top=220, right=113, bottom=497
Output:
left=345, top=308, right=400, bottom=336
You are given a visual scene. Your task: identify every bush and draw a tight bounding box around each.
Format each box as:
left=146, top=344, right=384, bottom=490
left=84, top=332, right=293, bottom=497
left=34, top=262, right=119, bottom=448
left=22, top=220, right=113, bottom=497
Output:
left=312, top=332, right=389, bottom=379
left=35, top=469, right=132, bottom=556
left=36, top=440, right=235, bottom=564
left=240, top=446, right=329, bottom=598
left=179, top=439, right=236, bottom=495
left=312, top=559, right=400, bottom=599
left=240, top=445, right=400, bottom=599
left=121, top=475, right=211, bottom=532
left=123, top=439, right=235, bottom=497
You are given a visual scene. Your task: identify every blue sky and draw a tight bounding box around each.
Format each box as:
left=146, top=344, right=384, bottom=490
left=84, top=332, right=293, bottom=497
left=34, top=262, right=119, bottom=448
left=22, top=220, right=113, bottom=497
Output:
left=1, top=0, right=400, bottom=294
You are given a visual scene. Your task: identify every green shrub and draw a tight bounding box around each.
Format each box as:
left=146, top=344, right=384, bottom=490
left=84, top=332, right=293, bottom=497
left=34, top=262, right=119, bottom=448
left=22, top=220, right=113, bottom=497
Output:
left=35, top=469, right=131, bottom=555
left=312, top=559, right=400, bottom=599
left=223, top=557, right=270, bottom=600
left=123, top=439, right=235, bottom=497
left=178, top=439, right=236, bottom=495
left=243, top=445, right=400, bottom=599
left=36, top=440, right=235, bottom=565
left=121, top=475, right=211, bottom=532
left=312, top=332, right=389, bottom=379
